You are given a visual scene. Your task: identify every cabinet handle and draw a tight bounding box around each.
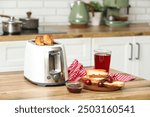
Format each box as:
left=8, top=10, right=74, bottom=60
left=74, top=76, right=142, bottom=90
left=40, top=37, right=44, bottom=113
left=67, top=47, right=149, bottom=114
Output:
left=135, top=42, right=140, bottom=60
left=129, top=43, right=133, bottom=60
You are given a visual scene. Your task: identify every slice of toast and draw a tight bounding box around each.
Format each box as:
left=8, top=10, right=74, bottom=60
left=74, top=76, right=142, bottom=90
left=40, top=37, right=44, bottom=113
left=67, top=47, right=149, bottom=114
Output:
left=82, top=69, right=108, bottom=84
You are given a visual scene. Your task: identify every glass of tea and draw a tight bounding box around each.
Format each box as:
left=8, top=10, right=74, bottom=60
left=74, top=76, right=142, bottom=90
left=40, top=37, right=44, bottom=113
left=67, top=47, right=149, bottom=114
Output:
left=94, top=49, right=111, bottom=72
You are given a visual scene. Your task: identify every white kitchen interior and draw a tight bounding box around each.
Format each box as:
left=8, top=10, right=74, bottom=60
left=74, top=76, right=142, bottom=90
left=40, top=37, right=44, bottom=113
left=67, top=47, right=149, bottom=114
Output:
left=0, top=0, right=150, bottom=80
left=0, top=0, right=150, bottom=101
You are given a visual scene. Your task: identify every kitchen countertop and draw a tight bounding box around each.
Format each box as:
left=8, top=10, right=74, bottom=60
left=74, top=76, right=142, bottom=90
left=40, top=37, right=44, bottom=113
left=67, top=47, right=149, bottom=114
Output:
left=1, top=23, right=150, bottom=41
left=0, top=69, right=150, bottom=100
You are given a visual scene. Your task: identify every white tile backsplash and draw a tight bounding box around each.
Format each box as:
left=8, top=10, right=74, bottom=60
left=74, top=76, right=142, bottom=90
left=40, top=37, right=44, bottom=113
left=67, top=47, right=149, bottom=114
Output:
left=3, top=9, right=29, bottom=16
left=130, top=8, right=146, bottom=14
left=147, top=8, right=150, bottom=13
left=0, top=0, right=150, bottom=25
left=137, top=1, right=150, bottom=7
left=45, top=15, right=69, bottom=23
left=57, top=8, right=70, bottom=15
left=44, top=1, right=69, bottom=8
left=0, top=1, right=17, bottom=8
left=128, top=14, right=136, bottom=21
left=136, top=14, right=150, bottom=21
left=17, top=0, right=43, bottom=8
left=30, top=8, right=56, bottom=16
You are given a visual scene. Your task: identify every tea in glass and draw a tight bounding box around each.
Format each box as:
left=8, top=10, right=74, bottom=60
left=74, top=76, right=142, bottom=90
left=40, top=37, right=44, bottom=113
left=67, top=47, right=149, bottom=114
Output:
left=94, top=49, right=111, bottom=72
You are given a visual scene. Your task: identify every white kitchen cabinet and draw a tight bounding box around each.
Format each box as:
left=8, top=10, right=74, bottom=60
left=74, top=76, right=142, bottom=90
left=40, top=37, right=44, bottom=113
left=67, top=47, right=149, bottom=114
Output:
left=55, top=38, right=91, bottom=67
left=92, top=36, right=150, bottom=80
left=0, top=41, right=26, bottom=72
left=132, top=36, right=150, bottom=80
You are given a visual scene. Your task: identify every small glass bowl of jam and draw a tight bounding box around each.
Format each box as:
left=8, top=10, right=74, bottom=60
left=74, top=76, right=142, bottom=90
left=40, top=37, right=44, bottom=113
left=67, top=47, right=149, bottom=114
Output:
left=66, top=81, right=84, bottom=93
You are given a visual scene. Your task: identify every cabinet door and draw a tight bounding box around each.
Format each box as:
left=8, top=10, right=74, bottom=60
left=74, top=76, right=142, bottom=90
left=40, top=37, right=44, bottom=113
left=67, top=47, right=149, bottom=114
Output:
left=55, top=38, right=91, bottom=67
left=92, top=37, right=133, bottom=73
left=0, top=41, right=26, bottom=72
left=133, top=36, right=150, bottom=80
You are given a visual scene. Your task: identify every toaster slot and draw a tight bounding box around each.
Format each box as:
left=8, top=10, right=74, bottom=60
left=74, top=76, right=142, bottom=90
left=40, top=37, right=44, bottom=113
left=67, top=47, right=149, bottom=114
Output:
left=49, top=50, right=61, bottom=71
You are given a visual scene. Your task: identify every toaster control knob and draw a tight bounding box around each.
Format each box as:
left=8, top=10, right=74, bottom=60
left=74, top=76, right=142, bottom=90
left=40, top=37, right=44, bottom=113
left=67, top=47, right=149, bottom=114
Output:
left=47, top=76, right=51, bottom=79
left=53, top=74, right=59, bottom=82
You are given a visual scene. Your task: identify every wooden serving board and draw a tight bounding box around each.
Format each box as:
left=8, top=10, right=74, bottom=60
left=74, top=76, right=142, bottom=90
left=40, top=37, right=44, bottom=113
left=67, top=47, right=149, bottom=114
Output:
left=82, top=68, right=125, bottom=91
left=83, top=82, right=124, bottom=92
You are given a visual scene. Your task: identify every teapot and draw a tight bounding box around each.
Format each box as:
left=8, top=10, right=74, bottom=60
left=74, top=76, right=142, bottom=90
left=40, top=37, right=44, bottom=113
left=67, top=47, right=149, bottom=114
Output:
left=69, top=0, right=89, bottom=27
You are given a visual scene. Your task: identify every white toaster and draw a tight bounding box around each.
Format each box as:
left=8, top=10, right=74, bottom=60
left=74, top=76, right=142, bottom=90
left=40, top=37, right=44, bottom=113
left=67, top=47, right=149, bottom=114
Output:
left=24, top=40, right=68, bottom=86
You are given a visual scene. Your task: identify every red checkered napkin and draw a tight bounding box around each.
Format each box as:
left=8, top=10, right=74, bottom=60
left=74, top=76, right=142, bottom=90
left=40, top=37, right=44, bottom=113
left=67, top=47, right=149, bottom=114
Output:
left=109, top=72, right=136, bottom=82
left=68, top=59, right=87, bottom=81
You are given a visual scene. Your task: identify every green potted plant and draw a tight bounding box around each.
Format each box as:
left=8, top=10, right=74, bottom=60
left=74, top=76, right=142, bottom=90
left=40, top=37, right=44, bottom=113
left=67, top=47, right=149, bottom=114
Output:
left=88, top=1, right=103, bottom=13
left=87, top=0, right=103, bottom=26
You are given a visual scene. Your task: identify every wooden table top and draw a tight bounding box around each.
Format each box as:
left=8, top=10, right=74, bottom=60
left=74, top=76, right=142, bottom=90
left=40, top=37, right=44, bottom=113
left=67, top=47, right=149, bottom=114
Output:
left=0, top=69, right=150, bottom=100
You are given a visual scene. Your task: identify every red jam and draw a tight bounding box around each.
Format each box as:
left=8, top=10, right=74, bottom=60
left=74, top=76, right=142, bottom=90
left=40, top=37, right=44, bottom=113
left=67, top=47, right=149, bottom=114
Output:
left=66, top=83, right=83, bottom=93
